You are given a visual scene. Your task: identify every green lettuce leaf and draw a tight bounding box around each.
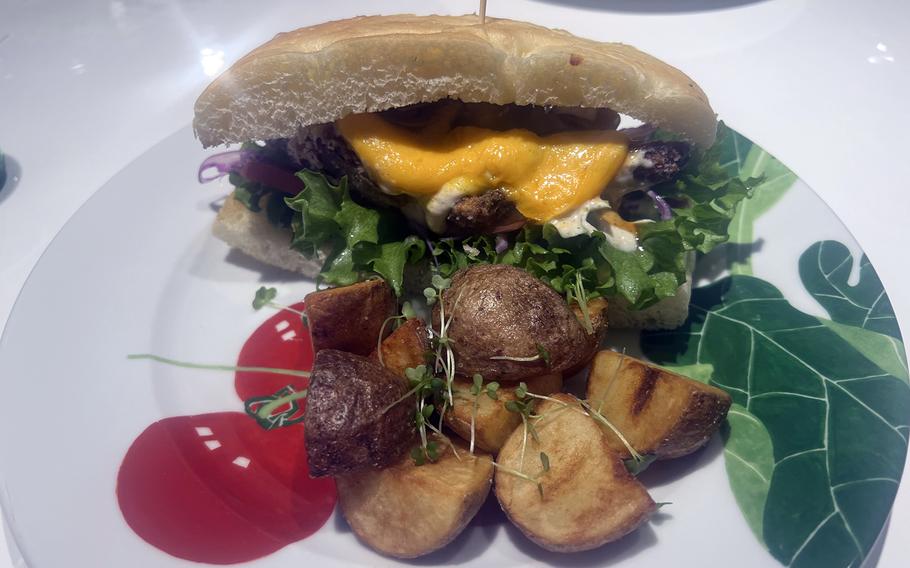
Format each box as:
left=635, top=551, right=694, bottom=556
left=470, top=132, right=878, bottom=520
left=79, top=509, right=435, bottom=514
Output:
left=656, top=123, right=760, bottom=254
left=284, top=170, right=423, bottom=295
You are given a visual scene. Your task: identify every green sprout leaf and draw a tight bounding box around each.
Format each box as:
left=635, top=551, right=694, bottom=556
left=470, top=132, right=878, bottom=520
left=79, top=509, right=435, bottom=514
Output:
left=536, top=343, right=551, bottom=367
left=401, top=301, right=417, bottom=319
left=426, top=441, right=441, bottom=462
left=516, top=382, right=528, bottom=400
left=624, top=454, right=658, bottom=476
left=471, top=373, right=484, bottom=396
left=540, top=452, right=550, bottom=472
left=252, top=286, right=278, bottom=310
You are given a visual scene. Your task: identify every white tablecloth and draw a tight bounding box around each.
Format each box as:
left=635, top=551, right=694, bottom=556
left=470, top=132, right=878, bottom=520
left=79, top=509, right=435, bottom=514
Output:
left=1, top=0, right=908, bottom=565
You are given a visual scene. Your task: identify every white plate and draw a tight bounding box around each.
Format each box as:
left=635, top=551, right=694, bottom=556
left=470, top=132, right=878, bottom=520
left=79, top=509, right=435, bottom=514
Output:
left=0, top=124, right=906, bottom=567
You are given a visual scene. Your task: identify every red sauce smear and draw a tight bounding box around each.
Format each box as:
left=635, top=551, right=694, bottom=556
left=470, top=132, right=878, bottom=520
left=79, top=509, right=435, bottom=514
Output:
left=117, top=302, right=335, bottom=565
left=235, top=302, right=312, bottom=402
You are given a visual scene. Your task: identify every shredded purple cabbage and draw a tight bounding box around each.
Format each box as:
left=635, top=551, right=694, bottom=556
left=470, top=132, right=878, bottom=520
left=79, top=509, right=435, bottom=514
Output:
left=646, top=189, right=673, bottom=220
left=495, top=234, right=509, bottom=254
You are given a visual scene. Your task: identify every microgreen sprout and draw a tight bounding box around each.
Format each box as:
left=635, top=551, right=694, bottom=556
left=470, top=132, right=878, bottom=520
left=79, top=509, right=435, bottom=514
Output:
left=490, top=354, right=540, bottom=362
left=579, top=399, right=645, bottom=464
left=490, top=343, right=551, bottom=365
left=401, top=301, right=418, bottom=319
left=252, top=286, right=306, bottom=321
left=376, top=314, right=406, bottom=367
left=509, top=389, right=646, bottom=468
left=655, top=502, right=673, bottom=510
left=490, top=461, right=547, bottom=499
left=539, top=451, right=550, bottom=472
left=571, top=272, right=594, bottom=335
left=383, top=363, right=452, bottom=465
left=537, top=343, right=551, bottom=367
left=504, top=384, right=540, bottom=466
left=128, top=354, right=312, bottom=432
left=410, top=441, right=441, bottom=466
left=467, top=374, right=499, bottom=453
left=127, top=353, right=311, bottom=378
left=488, top=445, right=551, bottom=498
left=398, top=272, right=465, bottom=464
left=624, top=454, right=658, bottom=475
left=595, top=349, right=626, bottom=414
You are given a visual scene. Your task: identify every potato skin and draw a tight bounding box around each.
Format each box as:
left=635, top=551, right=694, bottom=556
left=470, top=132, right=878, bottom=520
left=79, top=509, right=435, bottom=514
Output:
left=336, top=437, right=493, bottom=558
left=445, top=373, right=563, bottom=453
left=304, top=349, right=413, bottom=477
left=586, top=350, right=732, bottom=459
left=305, top=279, right=396, bottom=356
left=495, top=394, right=655, bottom=552
left=372, top=318, right=430, bottom=378
left=435, top=264, right=590, bottom=381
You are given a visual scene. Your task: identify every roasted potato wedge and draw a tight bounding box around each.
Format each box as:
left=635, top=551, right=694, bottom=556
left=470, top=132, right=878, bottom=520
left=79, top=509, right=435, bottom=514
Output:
left=495, top=393, right=655, bottom=551
left=436, top=264, right=590, bottom=381
left=372, top=318, right=430, bottom=377
left=305, top=279, right=396, bottom=356
left=586, top=350, right=732, bottom=459
left=445, top=373, right=563, bottom=453
left=337, top=436, right=493, bottom=558
left=304, top=349, right=413, bottom=477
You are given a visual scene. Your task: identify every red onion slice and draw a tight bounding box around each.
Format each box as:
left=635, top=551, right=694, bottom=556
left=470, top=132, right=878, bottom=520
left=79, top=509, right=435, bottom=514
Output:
left=237, top=161, right=305, bottom=195
left=198, top=150, right=304, bottom=195
left=646, top=190, right=673, bottom=220
left=197, top=150, right=247, bottom=183
left=490, top=217, right=528, bottom=234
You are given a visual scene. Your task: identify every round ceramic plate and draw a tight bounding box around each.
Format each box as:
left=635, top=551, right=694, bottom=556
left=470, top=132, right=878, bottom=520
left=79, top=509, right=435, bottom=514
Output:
left=0, top=125, right=906, bottom=568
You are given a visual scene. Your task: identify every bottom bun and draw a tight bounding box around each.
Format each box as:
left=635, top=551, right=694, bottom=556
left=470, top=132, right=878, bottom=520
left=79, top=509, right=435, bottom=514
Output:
left=212, top=195, right=692, bottom=329
left=213, top=194, right=324, bottom=277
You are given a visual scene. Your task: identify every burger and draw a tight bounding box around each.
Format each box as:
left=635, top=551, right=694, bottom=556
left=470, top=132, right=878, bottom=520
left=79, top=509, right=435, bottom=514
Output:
left=194, top=14, right=754, bottom=329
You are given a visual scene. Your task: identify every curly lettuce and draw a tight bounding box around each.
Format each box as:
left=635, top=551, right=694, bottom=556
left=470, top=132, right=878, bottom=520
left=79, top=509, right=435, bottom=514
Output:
left=284, top=171, right=424, bottom=295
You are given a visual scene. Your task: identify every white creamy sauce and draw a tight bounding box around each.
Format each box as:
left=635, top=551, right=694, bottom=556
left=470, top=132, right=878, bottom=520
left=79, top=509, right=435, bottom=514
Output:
left=424, top=180, right=474, bottom=233
left=603, top=224, right=640, bottom=252
left=551, top=198, right=613, bottom=238
left=551, top=197, right=640, bottom=253
left=612, top=149, right=653, bottom=187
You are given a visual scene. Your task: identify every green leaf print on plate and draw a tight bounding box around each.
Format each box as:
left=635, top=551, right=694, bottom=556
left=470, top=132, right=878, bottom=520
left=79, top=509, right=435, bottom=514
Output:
left=722, top=404, right=775, bottom=546
left=641, top=272, right=909, bottom=568
left=800, top=240, right=902, bottom=339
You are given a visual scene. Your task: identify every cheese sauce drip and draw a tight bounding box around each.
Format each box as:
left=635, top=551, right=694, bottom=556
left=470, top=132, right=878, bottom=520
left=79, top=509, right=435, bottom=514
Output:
left=336, top=113, right=629, bottom=223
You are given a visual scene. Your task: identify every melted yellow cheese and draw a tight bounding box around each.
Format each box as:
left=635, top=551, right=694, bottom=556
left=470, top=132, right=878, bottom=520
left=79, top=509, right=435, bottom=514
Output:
left=336, top=113, right=629, bottom=223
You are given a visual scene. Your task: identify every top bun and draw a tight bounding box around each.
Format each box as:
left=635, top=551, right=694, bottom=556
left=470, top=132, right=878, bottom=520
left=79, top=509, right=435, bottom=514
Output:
left=194, top=14, right=716, bottom=148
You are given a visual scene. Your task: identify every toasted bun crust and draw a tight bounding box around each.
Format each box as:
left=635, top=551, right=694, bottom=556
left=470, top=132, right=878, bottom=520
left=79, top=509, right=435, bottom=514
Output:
left=194, top=14, right=716, bottom=148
